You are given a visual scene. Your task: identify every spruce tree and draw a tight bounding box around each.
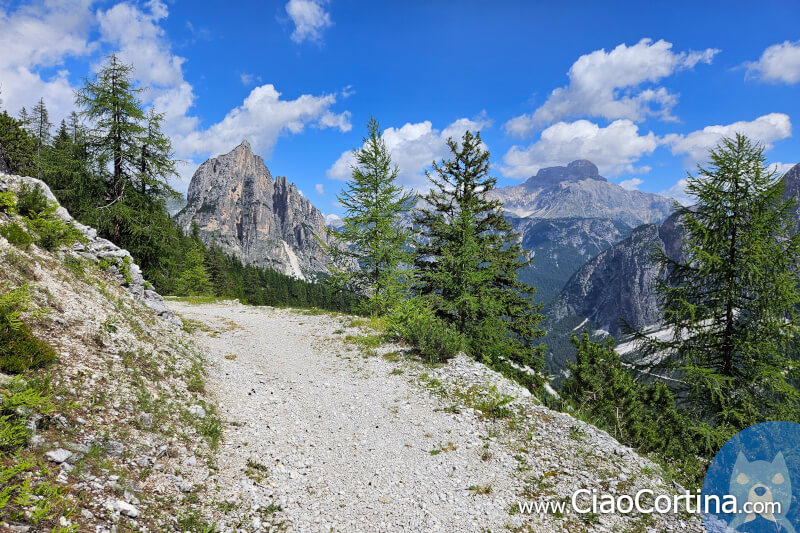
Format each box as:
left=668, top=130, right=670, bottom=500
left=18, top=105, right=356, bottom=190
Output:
left=329, top=117, right=415, bottom=314
left=0, top=111, right=36, bottom=175
left=414, top=130, right=545, bottom=371
left=635, top=134, right=800, bottom=436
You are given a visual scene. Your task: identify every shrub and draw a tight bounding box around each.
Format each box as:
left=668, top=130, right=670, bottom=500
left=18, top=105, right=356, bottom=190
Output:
left=0, top=376, right=55, bottom=451
left=0, top=190, right=17, bottom=213
left=387, top=298, right=463, bottom=363
left=0, top=222, right=33, bottom=249
left=15, top=183, right=49, bottom=218
left=25, top=213, right=85, bottom=251
left=0, top=283, right=57, bottom=374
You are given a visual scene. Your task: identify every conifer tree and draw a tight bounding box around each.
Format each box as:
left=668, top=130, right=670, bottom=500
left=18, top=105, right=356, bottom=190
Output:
left=137, top=108, right=177, bottom=198
left=76, top=53, right=145, bottom=238
left=0, top=111, right=35, bottom=174
left=635, top=134, right=800, bottom=435
left=414, top=130, right=545, bottom=371
left=30, top=98, right=52, bottom=179
left=329, top=117, right=415, bottom=314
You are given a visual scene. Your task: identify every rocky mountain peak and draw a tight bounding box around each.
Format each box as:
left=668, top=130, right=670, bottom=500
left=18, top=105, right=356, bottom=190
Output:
left=175, top=143, right=335, bottom=280
left=525, top=159, right=605, bottom=188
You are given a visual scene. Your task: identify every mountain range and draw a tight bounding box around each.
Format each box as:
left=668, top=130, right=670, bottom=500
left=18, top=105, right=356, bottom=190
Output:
left=544, top=162, right=800, bottom=378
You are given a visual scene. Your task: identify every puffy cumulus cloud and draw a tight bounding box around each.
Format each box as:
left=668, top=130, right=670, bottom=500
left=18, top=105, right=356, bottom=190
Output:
left=504, top=39, right=719, bottom=137
left=285, top=0, right=332, bottom=44
left=0, top=0, right=96, bottom=121
left=745, top=41, right=800, bottom=84
left=663, top=113, right=792, bottom=165
left=176, top=84, right=351, bottom=159
left=660, top=178, right=693, bottom=206
left=618, top=177, right=643, bottom=190
left=326, top=115, right=491, bottom=190
left=95, top=0, right=200, bottom=142
left=92, top=1, right=350, bottom=164
left=501, top=119, right=658, bottom=179
left=315, top=183, right=324, bottom=195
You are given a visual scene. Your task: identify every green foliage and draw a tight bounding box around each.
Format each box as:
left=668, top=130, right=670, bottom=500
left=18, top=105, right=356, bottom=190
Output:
left=0, top=377, right=55, bottom=451
left=386, top=298, right=464, bottom=363
left=175, top=232, right=213, bottom=296
left=413, top=130, right=546, bottom=376
left=0, top=284, right=58, bottom=374
left=25, top=211, right=85, bottom=252
left=15, top=183, right=49, bottom=218
left=558, top=333, right=707, bottom=486
left=0, top=221, right=33, bottom=249
left=328, top=117, right=416, bottom=314
left=0, top=111, right=36, bottom=174
left=0, top=191, right=17, bottom=213
left=632, top=134, right=800, bottom=434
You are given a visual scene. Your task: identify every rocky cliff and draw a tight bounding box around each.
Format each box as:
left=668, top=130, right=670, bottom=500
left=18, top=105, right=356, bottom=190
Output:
left=491, top=160, right=675, bottom=303
left=545, top=162, right=800, bottom=376
left=490, top=160, right=675, bottom=227
left=175, top=141, right=333, bottom=280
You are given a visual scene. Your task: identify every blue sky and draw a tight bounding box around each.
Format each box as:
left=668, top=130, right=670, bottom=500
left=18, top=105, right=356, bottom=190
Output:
left=2, top=0, right=800, bottom=217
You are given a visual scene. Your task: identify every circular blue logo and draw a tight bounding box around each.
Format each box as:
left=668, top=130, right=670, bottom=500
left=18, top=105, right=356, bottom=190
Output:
left=703, top=421, right=800, bottom=532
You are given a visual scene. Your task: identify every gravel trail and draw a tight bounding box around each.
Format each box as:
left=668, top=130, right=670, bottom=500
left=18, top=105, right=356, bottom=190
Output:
left=172, top=300, right=701, bottom=533
left=173, top=301, right=523, bottom=532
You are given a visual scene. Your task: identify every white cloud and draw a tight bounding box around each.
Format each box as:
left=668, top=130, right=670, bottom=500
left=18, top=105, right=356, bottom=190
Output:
left=619, top=177, right=643, bottom=190
left=663, top=113, right=792, bottom=165
left=660, top=178, right=692, bottom=206
left=0, top=0, right=96, bottom=121
left=770, top=162, right=797, bottom=176
left=176, top=84, right=351, bottom=159
left=315, top=183, right=324, bottom=195
left=745, top=41, right=800, bottom=84
left=327, top=115, right=491, bottom=190
left=92, top=1, right=351, bottom=165
left=504, top=39, right=719, bottom=137
left=325, top=213, right=343, bottom=227
left=285, top=0, right=332, bottom=44
left=501, top=119, right=658, bottom=178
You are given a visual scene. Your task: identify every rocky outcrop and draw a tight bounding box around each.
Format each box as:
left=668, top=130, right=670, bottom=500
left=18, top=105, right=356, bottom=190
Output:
left=548, top=212, right=684, bottom=337
left=175, top=141, right=334, bottom=280
left=0, top=172, right=180, bottom=326
left=512, top=216, right=631, bottom=303
left=490, top=160, right=675, bottom=228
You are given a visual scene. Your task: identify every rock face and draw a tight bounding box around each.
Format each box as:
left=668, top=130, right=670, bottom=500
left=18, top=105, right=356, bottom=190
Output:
left=490, top=160, right=675, bottom=227
left=488, top=160, right=674, bottom=304
left=175, top=141, right=333, bottom=280
left=0, top=172, right=181, bottom=326
left=546, top=162, right=800, bottom=375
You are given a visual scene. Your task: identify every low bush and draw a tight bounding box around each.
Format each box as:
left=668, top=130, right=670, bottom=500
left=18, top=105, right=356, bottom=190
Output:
left=387, top=298, right=464, bottom=363
left=0, top=284, right=57, bottom=374
left=15, top=183, right=49, bottom=218
left=0, top=221, right=33, bottom=249
left=0, top=190, right=17, bottom=213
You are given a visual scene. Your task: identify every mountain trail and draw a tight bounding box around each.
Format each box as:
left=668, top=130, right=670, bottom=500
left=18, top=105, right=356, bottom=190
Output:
left=173, top=300, right=701, bottom=533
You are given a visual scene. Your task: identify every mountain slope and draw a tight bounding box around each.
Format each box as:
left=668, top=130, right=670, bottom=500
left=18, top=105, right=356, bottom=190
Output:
left=175, top=141, right=334, bottom=280
left=490, top=160, right=674, bottom=227
left=0, top=173, right=221, bottom=531
left=546, top=162, right=800, bottom=376
left=490, top=160, right=674, bottom=303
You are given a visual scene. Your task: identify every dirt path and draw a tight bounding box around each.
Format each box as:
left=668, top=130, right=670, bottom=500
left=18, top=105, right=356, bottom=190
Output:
left=172, top=300, right=700, bottom=533
left=173, top=301, right=526, bottom=532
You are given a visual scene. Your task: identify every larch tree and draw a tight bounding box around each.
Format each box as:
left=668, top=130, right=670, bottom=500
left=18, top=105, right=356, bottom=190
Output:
left=329, top=117, right=416, bottom=314
left=634, top=134, right=800, bottom=438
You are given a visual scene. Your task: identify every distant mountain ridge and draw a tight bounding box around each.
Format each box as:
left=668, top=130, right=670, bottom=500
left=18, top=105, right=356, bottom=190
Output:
left=489, top=160, right=675, bottom=227
left=175, top=141, right=334, bottom=280
left=490, top=160, right=675, bottom=303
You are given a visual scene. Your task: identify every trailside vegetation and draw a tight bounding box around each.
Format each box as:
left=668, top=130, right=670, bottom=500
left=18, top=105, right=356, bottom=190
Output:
left=0, top=55, right=360, bottom=315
